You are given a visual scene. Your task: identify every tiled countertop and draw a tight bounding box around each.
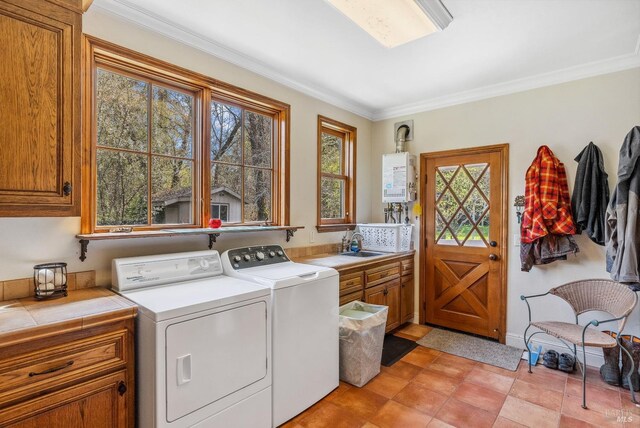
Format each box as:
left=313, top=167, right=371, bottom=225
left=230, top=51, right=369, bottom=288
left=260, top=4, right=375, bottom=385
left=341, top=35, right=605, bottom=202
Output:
left=0, top=287, right=137, bottom=349
left=293, top=250, right=415, bottom=271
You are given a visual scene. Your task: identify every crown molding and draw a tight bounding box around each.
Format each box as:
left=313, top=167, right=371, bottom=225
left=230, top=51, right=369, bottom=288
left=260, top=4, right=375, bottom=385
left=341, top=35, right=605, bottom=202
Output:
left=372, top=50, right=640, bottom=121
left=91, top=0, right=640, bottom=123
left=91, top=0, right=375, bottom=120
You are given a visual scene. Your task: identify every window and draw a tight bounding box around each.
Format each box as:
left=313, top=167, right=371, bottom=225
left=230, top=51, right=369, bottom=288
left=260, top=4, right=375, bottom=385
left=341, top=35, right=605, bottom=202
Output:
left=211, top=203, right=229, bottom=222
left=83, top=37, right=290, bottom=233
left=95, top=68, right=196, bottom=227
left=210, top=100, right=275, bottom=223
left=316, top=116, right=356, bottom=232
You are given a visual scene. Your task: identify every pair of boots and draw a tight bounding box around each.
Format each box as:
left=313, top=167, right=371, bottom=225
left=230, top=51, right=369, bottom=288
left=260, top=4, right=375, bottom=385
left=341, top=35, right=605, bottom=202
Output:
left=600, top=332, right=640, bottom=391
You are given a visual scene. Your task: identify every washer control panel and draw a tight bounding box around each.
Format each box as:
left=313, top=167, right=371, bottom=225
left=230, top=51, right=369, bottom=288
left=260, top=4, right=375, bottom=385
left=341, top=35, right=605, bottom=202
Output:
left=226, top=245, right=289, bottom=269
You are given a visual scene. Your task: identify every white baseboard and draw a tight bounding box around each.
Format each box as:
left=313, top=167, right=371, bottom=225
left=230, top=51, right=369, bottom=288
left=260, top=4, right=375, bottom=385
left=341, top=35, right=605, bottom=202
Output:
left=505, top=332, right=605, bottom=368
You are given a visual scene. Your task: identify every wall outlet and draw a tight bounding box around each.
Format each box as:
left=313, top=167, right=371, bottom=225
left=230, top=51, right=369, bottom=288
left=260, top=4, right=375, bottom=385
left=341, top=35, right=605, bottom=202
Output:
left=309, top=231, right=315, bottom=243
left=513, top=233, right=520, bottom=247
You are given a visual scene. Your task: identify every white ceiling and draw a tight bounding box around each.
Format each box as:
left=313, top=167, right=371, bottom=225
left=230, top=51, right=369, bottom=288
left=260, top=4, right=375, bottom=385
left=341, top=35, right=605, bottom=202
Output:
left=93, top=0, right=640, bottom=120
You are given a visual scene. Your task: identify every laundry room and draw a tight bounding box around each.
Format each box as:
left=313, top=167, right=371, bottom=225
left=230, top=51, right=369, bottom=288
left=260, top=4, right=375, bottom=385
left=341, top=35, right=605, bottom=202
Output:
left=0, top=1, right=639, bottom=427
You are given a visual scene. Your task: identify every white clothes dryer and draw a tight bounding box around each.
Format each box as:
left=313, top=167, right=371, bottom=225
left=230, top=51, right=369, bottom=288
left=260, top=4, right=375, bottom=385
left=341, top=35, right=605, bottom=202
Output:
left=113, top=250, right=271, bottom=428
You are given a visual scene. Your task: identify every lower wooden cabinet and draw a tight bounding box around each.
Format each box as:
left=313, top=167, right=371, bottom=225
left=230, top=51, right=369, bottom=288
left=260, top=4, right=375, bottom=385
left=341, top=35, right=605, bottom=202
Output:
left=2, top=371, right=128, bottom=428
left=0, top=319, right=135, bottom=427
left=337, top=253, right=415, bottom=332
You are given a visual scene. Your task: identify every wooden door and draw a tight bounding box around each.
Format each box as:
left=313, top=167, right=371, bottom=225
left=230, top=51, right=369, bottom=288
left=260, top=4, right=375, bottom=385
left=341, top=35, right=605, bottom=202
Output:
left=1, top=371, right=128, bottom=427
left=0, top=0, right=81, bottom=216
left=420, top=145, right=508, bottom=342
left=401, top=274, right=414, bottom=323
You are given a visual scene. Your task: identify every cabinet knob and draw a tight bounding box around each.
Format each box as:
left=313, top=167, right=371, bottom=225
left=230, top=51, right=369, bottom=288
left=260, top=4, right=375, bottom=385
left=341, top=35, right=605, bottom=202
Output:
left=118, top=381, right=127, bottom=396
left=63, top=181, right=72, bottom=196
left=489, top=253, right=498, bottom=261
left=383, top=288, right=388, bottom=296
left=490, top=241, right=497, bottom=247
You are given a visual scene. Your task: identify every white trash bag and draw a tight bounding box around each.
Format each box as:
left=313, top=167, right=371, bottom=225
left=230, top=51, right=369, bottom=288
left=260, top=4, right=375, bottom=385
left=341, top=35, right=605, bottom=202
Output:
left=338, top=301, right=388, bottom=387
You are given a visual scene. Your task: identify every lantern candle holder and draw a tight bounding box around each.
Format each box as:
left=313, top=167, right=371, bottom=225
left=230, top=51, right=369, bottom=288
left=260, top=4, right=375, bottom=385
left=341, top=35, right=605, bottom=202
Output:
left=33, top=262, right=68, bottom=300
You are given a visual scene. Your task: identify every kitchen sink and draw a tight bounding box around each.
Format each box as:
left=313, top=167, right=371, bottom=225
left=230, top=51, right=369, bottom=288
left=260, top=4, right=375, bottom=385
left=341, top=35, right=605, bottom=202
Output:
left=340, top=251, right=384, bottom=257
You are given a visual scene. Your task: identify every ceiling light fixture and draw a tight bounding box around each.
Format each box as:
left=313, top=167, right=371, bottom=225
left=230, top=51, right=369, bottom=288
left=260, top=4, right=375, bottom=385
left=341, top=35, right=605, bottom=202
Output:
left=326, top=0, right=453, bottom=48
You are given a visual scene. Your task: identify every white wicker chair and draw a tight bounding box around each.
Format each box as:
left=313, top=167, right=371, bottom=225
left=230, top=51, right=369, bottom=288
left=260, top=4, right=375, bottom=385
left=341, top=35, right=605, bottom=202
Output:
left=521, top=279, right=638, bottom=409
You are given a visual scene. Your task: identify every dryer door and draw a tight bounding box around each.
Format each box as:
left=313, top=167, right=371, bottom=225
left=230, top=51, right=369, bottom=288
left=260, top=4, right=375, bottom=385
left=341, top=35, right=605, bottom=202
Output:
left=165, top=301, right=268, bottom=422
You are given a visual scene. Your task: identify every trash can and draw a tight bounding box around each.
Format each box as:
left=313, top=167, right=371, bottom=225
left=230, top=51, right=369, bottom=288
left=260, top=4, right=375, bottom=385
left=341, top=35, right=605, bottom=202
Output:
left=338, top=301, right=388, bottom=387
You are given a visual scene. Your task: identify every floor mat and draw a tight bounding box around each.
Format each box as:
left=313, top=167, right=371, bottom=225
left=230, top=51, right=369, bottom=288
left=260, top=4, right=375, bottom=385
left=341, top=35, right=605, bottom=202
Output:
left=416, top=328, right=523, bottom=371
left=381, top=334, right=418, bottom=367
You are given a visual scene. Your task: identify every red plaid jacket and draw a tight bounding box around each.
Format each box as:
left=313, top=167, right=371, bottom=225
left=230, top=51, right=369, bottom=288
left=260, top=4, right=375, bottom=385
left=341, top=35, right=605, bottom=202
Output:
left=521, top=146, right=576, bottom=243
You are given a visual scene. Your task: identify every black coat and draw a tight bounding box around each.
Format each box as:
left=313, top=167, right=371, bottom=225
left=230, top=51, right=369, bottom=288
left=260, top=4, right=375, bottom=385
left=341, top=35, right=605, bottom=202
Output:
left=606, top=126, right=640, bottom=289
left=571, top=142, right=609, bottom=245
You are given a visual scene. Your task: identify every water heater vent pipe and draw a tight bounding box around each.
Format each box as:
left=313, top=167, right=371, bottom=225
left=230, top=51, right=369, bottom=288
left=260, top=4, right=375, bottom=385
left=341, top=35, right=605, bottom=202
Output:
left=395, top=124, right=410, bottom=153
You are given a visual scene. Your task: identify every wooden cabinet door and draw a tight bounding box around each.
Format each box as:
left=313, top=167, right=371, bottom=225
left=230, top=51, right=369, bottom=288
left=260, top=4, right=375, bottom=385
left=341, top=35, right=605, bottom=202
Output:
left=401, top=275, right=414, bottom=323
left=364, top=279, right=402, bottom=332
left=385, top=279, right=401, bottom=331
left=0, top=0, right=81, bottom=216
left=364, top=283, right=386, bottom=307
left=1, top=371, right=128, bottom=427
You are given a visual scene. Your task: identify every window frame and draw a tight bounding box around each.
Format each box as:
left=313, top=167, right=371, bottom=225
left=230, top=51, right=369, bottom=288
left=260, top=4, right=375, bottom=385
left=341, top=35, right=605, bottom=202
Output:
left=316, top=115, right=357, bottom=232
left=82, top=36, right=290, bottom=234
left=209, top=95, right=279, bottom=225
left=211, top=203, right=230, bottom=222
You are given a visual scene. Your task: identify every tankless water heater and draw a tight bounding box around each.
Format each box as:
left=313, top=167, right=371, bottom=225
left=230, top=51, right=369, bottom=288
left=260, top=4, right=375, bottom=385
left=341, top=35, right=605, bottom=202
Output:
left=382, top=152, right=417, bottom=203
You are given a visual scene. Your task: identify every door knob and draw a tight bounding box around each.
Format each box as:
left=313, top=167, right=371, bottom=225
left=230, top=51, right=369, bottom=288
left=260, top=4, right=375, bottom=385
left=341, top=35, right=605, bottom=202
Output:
left=490, top=241, right=497, bottom=247
left=489, top=254, right=498, bottom=261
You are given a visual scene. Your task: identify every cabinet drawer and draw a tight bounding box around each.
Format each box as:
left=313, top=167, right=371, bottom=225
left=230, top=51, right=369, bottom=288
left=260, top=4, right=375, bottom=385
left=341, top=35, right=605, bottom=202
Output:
left=340, top=272, right=363, bottom=294
left=0, top=329, right=128, bottom=407
left=365, top=263, right=400, bottom=287
left=340, top=290, right=363, bottom=306
left=401, top=259, right=414, bottom=276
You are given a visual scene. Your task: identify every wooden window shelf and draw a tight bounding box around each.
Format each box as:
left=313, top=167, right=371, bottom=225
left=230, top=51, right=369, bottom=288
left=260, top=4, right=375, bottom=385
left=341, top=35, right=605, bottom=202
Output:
left=76, top=226, right=304, bottom=261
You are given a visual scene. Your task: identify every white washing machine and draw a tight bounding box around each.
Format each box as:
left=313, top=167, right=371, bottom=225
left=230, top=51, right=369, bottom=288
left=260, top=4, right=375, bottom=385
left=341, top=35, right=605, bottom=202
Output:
left=221, top=245, right=339, bottom=427
left=112, top=250, right=272, bottom=428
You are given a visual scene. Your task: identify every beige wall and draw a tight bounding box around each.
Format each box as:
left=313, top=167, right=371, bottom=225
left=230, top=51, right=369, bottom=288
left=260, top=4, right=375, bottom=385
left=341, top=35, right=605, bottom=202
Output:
left=371, top=68, right=640, bottom=355
left=0, top=8, right=373, bottom=285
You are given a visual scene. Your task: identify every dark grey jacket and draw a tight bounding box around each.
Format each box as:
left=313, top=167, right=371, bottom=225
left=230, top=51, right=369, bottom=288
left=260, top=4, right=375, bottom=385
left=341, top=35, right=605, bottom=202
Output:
left=572, top=142, right=609, bottom=245
left=605, top=126, right=640, bottom=290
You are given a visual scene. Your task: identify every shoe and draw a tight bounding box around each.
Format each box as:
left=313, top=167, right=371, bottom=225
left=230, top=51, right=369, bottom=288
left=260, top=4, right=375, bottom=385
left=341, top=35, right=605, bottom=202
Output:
left=559, top=353, right=576, bottom=373
left=620, top=335, right=640, bottom=392
left=543, top=350, right=559, bottom=369
left=600, top=331, right=621, bottom=386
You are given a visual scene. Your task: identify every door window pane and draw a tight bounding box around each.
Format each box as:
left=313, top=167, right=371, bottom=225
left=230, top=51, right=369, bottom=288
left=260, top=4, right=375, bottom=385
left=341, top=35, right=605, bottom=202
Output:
left=435, top=163, right=490, bottom=247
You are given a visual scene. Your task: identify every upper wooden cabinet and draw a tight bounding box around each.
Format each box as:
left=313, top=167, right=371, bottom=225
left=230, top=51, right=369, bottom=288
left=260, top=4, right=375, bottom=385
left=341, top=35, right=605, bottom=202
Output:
left=0, top=0, right=86, bottom=216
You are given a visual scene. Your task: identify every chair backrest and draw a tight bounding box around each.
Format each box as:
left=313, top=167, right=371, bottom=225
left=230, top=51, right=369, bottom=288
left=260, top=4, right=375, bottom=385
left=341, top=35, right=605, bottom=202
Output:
left=549, top=279, right=638, bottom=331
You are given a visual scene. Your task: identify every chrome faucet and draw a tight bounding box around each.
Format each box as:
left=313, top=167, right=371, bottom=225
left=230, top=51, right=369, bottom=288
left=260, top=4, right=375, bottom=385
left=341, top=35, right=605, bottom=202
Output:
left=349, top=233, right=364, bottom=252
left=340, top=232, right=350, bottom=253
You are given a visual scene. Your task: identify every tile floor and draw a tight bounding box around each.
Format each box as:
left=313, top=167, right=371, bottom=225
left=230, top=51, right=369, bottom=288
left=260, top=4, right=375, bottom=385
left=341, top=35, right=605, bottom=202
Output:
left=280, top=324, right=640, bottom=428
